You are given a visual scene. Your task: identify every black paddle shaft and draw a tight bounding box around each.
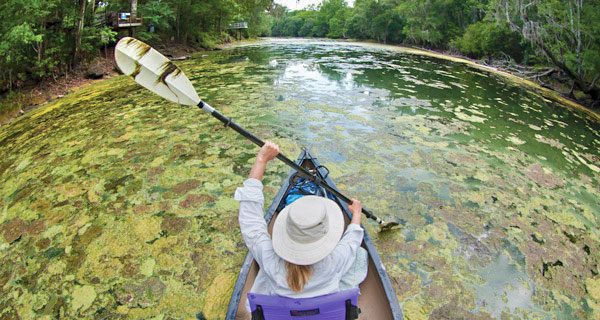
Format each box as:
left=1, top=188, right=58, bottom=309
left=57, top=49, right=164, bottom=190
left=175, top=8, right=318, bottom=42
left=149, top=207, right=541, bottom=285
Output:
left=199, top=102, right=386, bottom=225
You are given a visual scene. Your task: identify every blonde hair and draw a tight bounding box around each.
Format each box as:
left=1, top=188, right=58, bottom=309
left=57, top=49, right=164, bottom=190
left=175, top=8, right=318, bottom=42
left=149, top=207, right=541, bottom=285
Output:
left=285, top=261, right=313, bottom=292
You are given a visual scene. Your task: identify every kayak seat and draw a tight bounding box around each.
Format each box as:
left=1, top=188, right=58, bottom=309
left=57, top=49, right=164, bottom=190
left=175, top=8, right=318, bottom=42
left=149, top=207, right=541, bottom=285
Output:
left=248, top=288, right=360, bottom=320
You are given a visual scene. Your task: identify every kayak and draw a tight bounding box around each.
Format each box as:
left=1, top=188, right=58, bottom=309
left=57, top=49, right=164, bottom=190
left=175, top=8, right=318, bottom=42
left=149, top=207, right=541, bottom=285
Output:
left=225, top=149, right=403, bottom=319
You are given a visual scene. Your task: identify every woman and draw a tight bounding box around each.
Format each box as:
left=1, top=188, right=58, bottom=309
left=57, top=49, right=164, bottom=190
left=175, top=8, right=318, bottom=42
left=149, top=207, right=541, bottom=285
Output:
left=234, top=141, right=366, bottom=304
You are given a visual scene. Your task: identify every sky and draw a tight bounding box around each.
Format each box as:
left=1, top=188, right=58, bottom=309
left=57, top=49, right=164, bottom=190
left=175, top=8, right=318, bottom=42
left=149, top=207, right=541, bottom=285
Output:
left=274, top=0, right=354, bottom=10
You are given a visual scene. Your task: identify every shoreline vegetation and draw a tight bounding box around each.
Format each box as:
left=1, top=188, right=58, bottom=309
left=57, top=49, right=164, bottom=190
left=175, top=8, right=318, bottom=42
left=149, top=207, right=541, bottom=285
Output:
left=0, top=0, right=271, bottom=124
left=0, top=52, right=118, bottom=125
left=2, top=37, right=599, bottom=126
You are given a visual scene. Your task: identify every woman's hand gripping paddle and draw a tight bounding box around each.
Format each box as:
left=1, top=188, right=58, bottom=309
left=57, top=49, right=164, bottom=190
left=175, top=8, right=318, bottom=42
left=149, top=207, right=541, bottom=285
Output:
left=114, top=37, right=399, bottom=232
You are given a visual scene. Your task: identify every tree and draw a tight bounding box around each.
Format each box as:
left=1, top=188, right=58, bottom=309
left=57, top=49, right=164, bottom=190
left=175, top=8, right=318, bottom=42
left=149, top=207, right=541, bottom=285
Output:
left=491, top=0, right=600, bottom=102
left=346, top=0, right=374, bottom=39
left=131, top=0, right=138, bottom=19
left=74, top=0, right=87, bottom=62
left=313, top=0, right=348, bottom=37
left=397, top=0, right=479, bottom=48
left=454, top=20, right=524, bottom=62
left=0, top=23, right=43, bottom=88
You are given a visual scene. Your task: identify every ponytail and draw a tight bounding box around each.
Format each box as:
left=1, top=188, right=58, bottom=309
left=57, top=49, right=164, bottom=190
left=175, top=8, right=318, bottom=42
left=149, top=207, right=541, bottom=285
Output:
left=285, top=261, right=312, bottom=292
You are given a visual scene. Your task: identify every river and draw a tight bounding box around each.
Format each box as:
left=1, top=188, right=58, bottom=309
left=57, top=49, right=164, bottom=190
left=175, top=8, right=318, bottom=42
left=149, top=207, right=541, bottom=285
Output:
left=0, top=39, right=598, bottom=319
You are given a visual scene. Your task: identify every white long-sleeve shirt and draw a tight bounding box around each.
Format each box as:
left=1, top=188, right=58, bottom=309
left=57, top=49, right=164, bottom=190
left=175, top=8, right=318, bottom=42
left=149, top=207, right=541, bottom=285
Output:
left=235, top=178, right=365, bottom=298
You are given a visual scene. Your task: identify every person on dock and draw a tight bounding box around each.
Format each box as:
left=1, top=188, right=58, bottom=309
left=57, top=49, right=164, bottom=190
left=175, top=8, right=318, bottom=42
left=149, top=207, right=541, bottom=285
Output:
left=234, top=141, right=368, bottom=310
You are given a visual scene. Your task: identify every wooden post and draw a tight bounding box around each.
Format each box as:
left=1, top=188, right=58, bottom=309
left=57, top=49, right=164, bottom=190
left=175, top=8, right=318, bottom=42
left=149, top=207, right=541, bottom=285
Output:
left=130, top=0, right=138, bottom=37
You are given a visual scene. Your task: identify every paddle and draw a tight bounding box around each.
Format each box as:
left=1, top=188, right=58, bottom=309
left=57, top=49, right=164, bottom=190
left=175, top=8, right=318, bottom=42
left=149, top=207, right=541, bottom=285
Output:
left=114, top=37, right=399, bottom=232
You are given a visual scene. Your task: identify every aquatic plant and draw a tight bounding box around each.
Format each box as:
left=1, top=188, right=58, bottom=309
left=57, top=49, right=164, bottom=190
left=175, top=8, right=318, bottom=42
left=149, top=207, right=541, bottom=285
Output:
left=0, top=40, right=598, bottom=319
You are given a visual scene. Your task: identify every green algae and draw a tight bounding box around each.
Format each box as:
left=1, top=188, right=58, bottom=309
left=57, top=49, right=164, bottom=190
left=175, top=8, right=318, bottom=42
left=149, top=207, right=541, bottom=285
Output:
left=203, top=273, right=237, bottom=319
left=586, top=277, right=600, bottom=302
left=0, top=40, right=599, bottom=319
left=0, top=61, right=289, bottom=318
left=140, top=257, right=156, bottom=277
left=71, top=285, right=97, bottom=313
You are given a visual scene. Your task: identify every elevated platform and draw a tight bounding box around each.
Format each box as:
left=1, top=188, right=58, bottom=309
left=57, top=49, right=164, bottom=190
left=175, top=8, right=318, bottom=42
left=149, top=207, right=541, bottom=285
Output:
left=228, top=22, right=248, bottom=29
left=107, top=12, right=142, bottom=29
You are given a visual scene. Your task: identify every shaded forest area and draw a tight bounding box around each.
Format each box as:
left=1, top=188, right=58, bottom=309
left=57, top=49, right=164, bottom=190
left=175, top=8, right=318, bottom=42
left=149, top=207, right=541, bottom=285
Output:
left=0, top=0, right=271, bottom=112
left=270, top=0, right=600, bottom=109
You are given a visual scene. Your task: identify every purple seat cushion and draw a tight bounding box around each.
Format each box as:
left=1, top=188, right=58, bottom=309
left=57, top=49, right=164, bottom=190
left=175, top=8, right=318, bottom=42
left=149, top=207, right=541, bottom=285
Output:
left=248, top=288, right=359, bottom=320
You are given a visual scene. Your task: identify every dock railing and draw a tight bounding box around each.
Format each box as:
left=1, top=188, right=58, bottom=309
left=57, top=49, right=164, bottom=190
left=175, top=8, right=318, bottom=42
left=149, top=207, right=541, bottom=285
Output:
left=228, top=22, right=248, bottom=29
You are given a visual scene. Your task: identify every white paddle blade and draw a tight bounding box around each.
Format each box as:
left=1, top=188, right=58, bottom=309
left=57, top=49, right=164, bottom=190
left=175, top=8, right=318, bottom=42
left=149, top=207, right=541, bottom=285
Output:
left=115, top=37, right=201, bottom=106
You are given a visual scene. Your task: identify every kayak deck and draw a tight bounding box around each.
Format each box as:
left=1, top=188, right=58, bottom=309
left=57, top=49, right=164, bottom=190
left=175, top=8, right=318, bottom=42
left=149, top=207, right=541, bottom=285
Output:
left=225, top=150, right=402, bottom=319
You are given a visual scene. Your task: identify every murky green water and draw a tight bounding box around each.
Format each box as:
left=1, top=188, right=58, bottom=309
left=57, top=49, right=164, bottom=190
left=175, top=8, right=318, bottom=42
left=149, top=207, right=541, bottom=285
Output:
left=1, top=39, right=599, bottom=319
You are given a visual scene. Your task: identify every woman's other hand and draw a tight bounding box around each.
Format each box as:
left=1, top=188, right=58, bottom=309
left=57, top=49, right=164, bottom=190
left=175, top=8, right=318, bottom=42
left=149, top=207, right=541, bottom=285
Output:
left=349, top=198, right=362, bottom=225
left=249, top=141, right=280, bottom=180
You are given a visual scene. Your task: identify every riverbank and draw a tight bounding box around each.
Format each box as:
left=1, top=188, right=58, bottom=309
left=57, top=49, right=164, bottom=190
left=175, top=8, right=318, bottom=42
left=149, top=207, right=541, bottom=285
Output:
left=0, top=41, right=202, bottom=126
left=0, top=51, right=118, bottom=126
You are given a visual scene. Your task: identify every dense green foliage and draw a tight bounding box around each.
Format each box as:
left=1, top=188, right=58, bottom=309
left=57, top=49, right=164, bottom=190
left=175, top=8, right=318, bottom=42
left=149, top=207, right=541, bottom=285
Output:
left=0, top=0, right=271, bottom=92
left=0, top=0, right=115, bottom=91
left=453, top=21, right=524, bottom=62
left=271, top=0, right=350, bottom=38
left=135, top=0, right=270, bottom=44
left=269, top=0, right=600, bottom=103
left=489, top=0, right=600, bottom=101
left=271, top=0, right=484, bottom=47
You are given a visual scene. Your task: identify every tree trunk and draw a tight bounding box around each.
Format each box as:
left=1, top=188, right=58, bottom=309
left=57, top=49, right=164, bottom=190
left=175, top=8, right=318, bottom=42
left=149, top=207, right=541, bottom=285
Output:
left=129, top=0, right=138, bottom=37
left=176, top=5, right=180, bottom=42
left=74, top=0, right=86, bottom=66
left=38, top=19, right=46, bottom=63
left=131, top=0, right=138, bottom=19
left=500, top=0, right=599, bottom=102
left=540, top=45, right=598, bottom=100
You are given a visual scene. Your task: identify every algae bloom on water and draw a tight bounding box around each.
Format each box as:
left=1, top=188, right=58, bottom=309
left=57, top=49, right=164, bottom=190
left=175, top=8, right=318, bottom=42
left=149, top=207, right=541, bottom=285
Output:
left=0, top=39, right=599, bottom=319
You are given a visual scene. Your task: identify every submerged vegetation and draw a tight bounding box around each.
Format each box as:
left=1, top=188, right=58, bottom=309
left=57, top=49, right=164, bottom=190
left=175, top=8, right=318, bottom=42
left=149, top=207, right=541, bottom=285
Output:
left=1, top=40, right=599, bottom=318
left=0, top=68, right=292, bottom=318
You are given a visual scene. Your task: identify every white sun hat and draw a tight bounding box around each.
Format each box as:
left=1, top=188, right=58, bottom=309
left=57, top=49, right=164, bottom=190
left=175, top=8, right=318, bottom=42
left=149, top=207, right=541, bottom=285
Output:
left=272, top=195, right=345, bottom=266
